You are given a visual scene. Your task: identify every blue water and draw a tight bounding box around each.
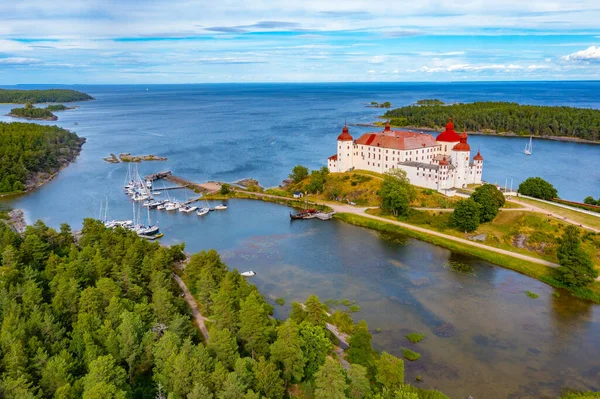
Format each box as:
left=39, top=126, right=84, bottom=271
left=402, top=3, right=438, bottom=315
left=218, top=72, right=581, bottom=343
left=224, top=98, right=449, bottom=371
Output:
left=1, top=82, right=600, bottom=398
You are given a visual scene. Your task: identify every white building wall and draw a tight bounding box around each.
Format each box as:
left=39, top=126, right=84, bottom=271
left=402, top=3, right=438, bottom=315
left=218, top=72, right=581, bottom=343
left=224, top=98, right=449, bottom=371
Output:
left=337, top=140, right=354, bottom=172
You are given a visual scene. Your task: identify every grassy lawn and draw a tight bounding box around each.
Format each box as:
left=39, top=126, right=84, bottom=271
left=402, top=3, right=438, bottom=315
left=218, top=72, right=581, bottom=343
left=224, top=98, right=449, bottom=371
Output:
left=502, top=200, right=524, bottom=209
left=515, top=197, right=600, bottom=230
left=336, top=212, right=600, bottom=303
left=367, top=208, right=600, bottom=271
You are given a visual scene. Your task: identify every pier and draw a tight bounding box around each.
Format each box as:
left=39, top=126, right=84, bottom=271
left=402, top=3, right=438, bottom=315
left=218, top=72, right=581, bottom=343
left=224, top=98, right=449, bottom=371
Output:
left=145, top=171, right=222, bottom=194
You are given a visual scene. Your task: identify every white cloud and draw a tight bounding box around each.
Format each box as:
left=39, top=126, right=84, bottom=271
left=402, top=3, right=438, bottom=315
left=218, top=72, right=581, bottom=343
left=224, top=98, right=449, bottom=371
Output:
left=527, top=64, right=550, bottom=70
left=0, top=57, right=41, bottom=64
left=369, top=55, right=388, bottom=64
left=561, top=46, right=600, bottom=62
left=418, top=51, right=465, bottom=56
left=367, top=69, right=376, bottom=73
left=414, top=63, right=524, bottom=73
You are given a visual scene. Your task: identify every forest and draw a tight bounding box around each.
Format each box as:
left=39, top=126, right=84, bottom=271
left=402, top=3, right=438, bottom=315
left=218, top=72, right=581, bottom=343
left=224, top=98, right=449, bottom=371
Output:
left=0, top=218, right=448, bottom=399
left=0, top=122, right=84, bottom=193
left=383, top=101, right=600, bottom=141
left=8, top=106, right=57, bottom=121
left=0, top=89, right=94, bottom=104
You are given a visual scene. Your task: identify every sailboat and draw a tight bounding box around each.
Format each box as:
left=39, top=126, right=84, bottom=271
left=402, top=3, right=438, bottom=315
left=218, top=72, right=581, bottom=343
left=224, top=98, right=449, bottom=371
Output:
left=197, top=198, right=210, bottom=216
left=524, top=136, right=532, bottom=155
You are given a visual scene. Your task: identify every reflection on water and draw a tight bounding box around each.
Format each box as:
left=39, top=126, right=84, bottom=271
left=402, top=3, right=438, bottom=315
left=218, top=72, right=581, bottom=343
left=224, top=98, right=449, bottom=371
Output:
left=184, top=200, right=598, bottom=399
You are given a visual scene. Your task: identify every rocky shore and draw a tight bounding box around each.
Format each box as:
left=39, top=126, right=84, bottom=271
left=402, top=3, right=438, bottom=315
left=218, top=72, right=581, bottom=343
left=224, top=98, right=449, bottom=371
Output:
left=6, top=209, right=26, bottom=233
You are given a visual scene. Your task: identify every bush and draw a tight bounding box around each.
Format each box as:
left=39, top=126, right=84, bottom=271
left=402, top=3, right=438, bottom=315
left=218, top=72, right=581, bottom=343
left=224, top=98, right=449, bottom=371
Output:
left=275, top=298, right=285, bottom=306
left=525, top=291, right=539, bottom=299
left=401, top=348, right=421, bottom=361
left=289, top=165, right=309, bottom=183
left=348, top=305, right=360, bottom=313
left=220, top=183, right=231, bottom=195
left=583, top=196, right=598, bottom=206
left=557, top=226, right=598, bottom=287
left=518, top=177, right=558, bottom=200
left=406, top=333, right=425, bottom=343
left=450, top=199, right=481, bottom=232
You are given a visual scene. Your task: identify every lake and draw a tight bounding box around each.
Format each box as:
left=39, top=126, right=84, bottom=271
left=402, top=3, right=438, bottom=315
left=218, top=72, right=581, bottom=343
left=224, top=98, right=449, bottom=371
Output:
left=1, top=82, right=600, bottom=398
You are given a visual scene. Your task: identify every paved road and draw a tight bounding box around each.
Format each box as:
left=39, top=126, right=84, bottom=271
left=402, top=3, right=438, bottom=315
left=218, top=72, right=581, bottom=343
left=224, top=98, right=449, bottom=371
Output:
left=173, top=273, right=210, bottom=342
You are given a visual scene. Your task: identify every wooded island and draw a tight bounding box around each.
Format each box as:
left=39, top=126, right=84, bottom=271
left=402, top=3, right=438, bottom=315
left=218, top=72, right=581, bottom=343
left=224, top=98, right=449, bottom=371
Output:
left=0, top=88, right=94, bottom=103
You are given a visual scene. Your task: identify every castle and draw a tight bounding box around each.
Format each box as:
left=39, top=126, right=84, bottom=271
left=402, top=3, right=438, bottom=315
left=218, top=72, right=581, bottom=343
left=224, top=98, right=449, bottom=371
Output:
left=327, top=119, right=483, bottom=195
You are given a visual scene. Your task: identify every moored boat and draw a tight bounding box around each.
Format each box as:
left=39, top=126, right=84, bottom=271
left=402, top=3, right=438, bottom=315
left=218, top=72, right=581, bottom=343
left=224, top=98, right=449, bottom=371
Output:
left=240, top=271, right=256, bottom=277
left=197, top=207, right=209, bottom=216
left=215, top=204, right=228, bottom=210
left=179, top=205, right=198, bottom=213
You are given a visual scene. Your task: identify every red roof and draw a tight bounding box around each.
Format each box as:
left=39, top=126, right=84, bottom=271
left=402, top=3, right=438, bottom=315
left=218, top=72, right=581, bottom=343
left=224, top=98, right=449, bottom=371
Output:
left=337, top=125, right=353, bottom=141
left=436, top=118, right=461, bottom=142
left=439, top=156, right=449, bottom=166
left=473, top=150, right=483, bottom=161
left=355, top=128, right=438, bottom=151
left=328, top=154, right=338, bottom=161
left=384, top=121, right=391, bottom=131
left=452, top=130, right=471, bottom=151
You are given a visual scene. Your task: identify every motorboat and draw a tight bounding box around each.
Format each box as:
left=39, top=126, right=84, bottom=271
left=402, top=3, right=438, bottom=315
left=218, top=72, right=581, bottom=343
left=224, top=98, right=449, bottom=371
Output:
left=197, top=207, right=209, bottom=216
left=214, top=204, right=228, bottom=210
left=179, top=205, right=198, bottom=213
left=135, top=224, right=160, bottom=236
left=165, top=202, right=181, bottom=211
left=240, top=271, right=256, bottom=277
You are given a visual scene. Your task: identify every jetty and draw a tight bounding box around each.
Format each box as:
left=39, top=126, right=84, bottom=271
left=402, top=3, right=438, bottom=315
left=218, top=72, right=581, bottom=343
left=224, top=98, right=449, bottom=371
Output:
left=145, top=171, right=222, bottom=194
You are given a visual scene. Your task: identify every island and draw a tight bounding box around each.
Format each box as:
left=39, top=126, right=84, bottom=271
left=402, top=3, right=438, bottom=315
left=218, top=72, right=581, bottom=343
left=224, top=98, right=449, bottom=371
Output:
left=103, top=153, right=168, bottom=163
left=0, top=121, right=85, bottom=194
left=8, top=103, right=58, bottom=120
left=367, top=101, right=391, bottom=108
left=383, top=100, right=600, bottom=142
left=0, top=88, right=94, bottom=103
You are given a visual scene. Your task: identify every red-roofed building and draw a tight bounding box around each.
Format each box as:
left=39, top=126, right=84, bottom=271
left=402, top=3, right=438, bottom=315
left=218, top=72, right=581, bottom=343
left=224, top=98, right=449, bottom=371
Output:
left=327, top=120, right=483, bottom=193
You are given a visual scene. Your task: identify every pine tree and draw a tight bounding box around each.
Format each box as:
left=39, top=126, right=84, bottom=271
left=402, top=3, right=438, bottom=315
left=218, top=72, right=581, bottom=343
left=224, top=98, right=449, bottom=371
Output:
left=347, top=320, right=374, bottom=369
left=375, top=352, right=405, bottom=392
left=252, top=356, right=285, bottom=399
left=298, top=321, right=331, bottom=379
left=270, top=319, right=305, bottom=385
left=347, top=364, right=371, bottom=399
left=314, top=357, right=347, bottom=399
left=557, top=226, right=598, bottom=287
left=238, top=292, right=273, bottom=358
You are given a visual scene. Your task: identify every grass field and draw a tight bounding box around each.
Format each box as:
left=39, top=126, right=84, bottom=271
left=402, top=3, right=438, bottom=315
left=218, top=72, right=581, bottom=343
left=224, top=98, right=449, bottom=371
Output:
left=514, top=197, right=600, bottom=230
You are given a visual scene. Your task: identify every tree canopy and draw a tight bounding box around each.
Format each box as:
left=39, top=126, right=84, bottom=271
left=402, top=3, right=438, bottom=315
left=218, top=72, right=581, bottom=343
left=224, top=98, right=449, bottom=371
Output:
left=378, top=169, right=416, bottom=217
left=0, top=88, right=94, bottom=103
left=450, top=198, right=481, bottom=232
left=383, top=101, right=600, bottom=141
left=0, top=217, right=449, bottom=399
left=289, top=165, right=309, bottom=183
left=557, top=226, right=598, bottom=287
left=9, top=106, right=57, bottom=120
left=470, top=184, right=505, bottom=222
left=518, top=177, right=558, bottom=200
left=0, top=122, right=85, bottom=193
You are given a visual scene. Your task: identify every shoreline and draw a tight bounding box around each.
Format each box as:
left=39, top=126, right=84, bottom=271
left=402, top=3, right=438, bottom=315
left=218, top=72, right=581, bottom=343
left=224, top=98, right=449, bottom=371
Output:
left=0, top=138, right=86, bottom=198
left=354, top=121, right=600, bottom=145
left=6, top=113, right=58, bottom=121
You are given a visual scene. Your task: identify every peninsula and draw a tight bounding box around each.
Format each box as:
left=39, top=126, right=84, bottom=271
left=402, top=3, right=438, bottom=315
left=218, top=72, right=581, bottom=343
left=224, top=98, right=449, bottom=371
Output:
left=383, top=100, right=600, bottom=142
left=0, top=122, right=85, bottom=194
left=0, top=88, right=94, bottom=103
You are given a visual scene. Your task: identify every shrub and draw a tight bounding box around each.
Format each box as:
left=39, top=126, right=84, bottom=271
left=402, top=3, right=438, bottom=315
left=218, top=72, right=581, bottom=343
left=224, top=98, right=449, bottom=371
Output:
left=220, top=183, right=231, bottom=195
left=348, top=305, right=360, bottom=313
left=450, top=199, right=481, bottom=232
left=406, top=333, right=425, bottom=343
left=275, top=298, right=285, bottom=306
left=518, top=177, right=558, bottom=200
left=525, top=291, right=539, bottom=299
left=401, top=348, right=421, bottom=361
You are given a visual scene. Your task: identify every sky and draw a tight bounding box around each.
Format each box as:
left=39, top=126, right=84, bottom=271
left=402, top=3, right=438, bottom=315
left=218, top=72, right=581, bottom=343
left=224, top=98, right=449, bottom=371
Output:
left=1, top=0, right=600, bottom=84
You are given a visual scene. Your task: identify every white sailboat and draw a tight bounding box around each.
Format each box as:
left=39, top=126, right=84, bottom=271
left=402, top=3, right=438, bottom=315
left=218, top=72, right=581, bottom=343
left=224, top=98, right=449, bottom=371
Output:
left=524, top=136, right=532, bottom=155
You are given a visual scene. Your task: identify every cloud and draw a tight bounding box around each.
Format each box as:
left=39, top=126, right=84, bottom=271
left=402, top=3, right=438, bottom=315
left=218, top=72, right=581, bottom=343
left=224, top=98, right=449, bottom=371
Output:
left=0, top=57, right=42, bottom=64
left=412, top=63, right=525, bottom=73
left=383, top=30, right=422, bottom=38
left=561, top=46, right=600, bottom=62
left=205, top=21, right=301, bottom=34
left=418, top=51, right=465, bottom=56
left=527, top=64, right=550, bottom=70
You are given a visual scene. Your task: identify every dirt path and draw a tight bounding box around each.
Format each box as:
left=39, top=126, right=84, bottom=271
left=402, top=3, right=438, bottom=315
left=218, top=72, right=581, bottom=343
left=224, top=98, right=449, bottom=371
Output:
left=508, top=198, right=600, bottom=233
left=172, top=273, right=210, bottom=342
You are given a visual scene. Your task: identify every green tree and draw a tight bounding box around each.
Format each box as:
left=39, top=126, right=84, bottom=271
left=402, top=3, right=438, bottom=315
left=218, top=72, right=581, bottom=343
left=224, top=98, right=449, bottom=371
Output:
left=238, top=292, right=273, bottom=358
left=209, top=328, right=240, bottom=370
left=347, top=364, right=371, bottom=399
left=290, top=302, right=307, bottom=324
left=375, top=352, right=405, bottom=392
left=450, top=198, right=480, bottom=232
left=220, top=184, right=232, bottom=195
left=378, top=169, right=416, bottom=217
left=289, top=165, right=309, bottom=183
left=346, top=320, right=374, bottom=369
left=252, top=356, right=285, bottom=399
left=270, top=319, right=305, bottom=385
left=583, top=196, right=597, bottom=205
left=471, top=184, right=505, bottom=222
left=517, top=177, right=558, bottom=200
left=304, top=294, right=327, bottom=327
left=314, top=357, right=347, bottom=399
left=118, top=311, right=144, bottom=384
left=557, top=226, right=598, bottom=287
left=306, top=169, right=326, bottom=194
left=82, top=355, right=128, bottom=398
left=298, top=321, right=331, bottom=379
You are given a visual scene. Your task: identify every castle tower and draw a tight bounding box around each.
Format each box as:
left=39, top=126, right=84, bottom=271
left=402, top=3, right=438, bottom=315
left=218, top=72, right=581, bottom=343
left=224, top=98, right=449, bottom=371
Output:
left=336, top=124, right=354, bottom=172
left=451, top=130, right=471, bottom=188
left=436, top=118, right=461, bottom=156
left=472, top=149, right=484, bottom=184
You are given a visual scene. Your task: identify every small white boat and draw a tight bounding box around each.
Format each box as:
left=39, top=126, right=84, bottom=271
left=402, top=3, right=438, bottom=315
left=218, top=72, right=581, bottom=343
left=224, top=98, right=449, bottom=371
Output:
left=165, top=202, right=181, bottom=211
left=524, top=136, right=532, bottom=155
left=146, top=180, right=153, bottom=189
left=157, top=203, right=168, bottom=211
left=135, top=224, right=160, bottom=236
left=214, top=204, right=228, bottom=210
left=152, top=191, right=161, bottom=196
left=197, top=207, right=209, bottom=216
left=179, top=205, right=198, bottom=213
left=240, top=271, right=256, bottom=277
